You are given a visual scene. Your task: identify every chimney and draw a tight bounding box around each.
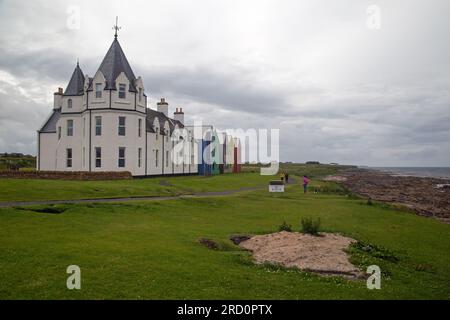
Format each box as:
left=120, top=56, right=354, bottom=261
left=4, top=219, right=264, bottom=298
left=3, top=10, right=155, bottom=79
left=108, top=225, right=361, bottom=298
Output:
left=157, top=97, right=168, bottom=116
left=53, top=87, right=63, bottom=109
left=174, top=107, right=184, bottom=124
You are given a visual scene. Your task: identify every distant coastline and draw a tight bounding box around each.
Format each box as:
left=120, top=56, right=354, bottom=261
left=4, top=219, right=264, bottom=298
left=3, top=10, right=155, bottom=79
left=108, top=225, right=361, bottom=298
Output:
left=367, top=167, right=450, bottom=180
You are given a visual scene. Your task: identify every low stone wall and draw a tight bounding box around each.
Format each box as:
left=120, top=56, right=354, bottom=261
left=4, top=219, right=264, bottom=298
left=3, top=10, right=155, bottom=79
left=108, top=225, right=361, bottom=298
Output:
left=0, top=170, right=132, bottom=180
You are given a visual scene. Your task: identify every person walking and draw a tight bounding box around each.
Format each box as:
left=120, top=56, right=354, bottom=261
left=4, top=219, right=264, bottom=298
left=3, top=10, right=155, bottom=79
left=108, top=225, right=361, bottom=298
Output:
left=303, top=175, right=310, bottom=193
left=280, top=172, right=285, bottom=183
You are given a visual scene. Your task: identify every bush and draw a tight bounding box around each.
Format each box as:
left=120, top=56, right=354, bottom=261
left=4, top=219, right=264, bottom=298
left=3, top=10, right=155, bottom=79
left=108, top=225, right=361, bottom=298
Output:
left=278, top=221, right=292, bottom=232
left=367, top=198, right=373, bottom=205
left=301, top=217, right=321, bottom=236
left=353, top=241, right=399, bottom=262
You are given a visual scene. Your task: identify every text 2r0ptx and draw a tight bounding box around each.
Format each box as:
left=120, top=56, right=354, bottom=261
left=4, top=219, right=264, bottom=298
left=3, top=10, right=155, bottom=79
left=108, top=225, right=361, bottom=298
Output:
left=221, top=304, right=272, bottom=315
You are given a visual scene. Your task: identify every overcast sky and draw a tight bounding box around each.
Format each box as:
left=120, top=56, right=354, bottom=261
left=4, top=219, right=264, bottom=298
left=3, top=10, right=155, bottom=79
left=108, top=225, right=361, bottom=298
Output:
left=0, top=0, right=449, bottom=166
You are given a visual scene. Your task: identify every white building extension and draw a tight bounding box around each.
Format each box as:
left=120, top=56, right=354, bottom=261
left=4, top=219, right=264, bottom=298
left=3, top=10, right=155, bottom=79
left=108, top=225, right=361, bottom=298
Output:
left=37, top=33, right=197, bottom=177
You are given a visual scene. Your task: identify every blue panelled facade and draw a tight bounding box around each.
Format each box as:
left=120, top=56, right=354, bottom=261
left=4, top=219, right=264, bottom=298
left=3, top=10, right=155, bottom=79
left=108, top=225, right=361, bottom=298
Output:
left=198, top=139, right=212, bottom=175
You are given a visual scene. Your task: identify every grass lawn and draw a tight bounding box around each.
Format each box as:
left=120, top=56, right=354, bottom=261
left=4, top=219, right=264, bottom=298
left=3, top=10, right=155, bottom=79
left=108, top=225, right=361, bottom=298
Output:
left=0, top=173, right=271, bottom=202
left=0, top=174, right=449, bottom=299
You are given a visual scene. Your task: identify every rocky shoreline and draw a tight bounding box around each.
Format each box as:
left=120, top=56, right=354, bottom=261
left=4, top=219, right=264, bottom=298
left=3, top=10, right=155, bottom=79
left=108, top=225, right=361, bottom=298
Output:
left=325, top=169, right=450, bottom=224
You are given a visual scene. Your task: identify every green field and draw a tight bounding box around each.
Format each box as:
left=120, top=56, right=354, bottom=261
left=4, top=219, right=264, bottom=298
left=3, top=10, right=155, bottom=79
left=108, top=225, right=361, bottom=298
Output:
left=0, top=173, right=271, bottom=202
left=0, top=154, right=36, bottom=171
left=0, top=173, right=449, bottom=299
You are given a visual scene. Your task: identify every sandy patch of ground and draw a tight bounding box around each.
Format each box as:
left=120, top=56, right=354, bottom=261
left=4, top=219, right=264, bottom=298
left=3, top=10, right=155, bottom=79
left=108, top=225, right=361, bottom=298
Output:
left=239, top=231, right=361, bottom=278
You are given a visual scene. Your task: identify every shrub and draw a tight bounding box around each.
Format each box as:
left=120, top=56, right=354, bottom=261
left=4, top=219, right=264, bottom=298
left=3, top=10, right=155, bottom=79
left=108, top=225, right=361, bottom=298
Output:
left=199, top=238, right=219, bottom=250
left=353, top=241, right=399, bottom=262
left=278, top=221, right=292, bottom=232
left=301, top=217, right=321, bottom=236
left=367, top=198, right=373, bottom=205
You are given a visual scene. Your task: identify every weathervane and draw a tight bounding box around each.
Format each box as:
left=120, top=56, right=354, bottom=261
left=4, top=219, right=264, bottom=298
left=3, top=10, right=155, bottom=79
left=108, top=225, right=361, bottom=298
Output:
left=113, top=16, right=121, bottom=39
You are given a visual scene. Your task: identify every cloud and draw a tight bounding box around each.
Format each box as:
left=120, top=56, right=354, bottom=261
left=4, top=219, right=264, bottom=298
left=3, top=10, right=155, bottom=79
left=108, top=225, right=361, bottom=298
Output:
left=0, top=78, right=48, bottom=154
left=140, top=65, right=294, bottom=116
left=0, top=0, right=449, bottom=166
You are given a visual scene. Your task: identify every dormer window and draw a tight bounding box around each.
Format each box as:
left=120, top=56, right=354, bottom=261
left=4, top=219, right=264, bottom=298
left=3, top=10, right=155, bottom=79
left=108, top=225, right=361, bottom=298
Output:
left=68, top=99, right=72, bottom=109
left=119, top=83, right=126, bottom=99
left=139, top=88, right=142, bottom=102
left=95, top=83, right=102, bottom=98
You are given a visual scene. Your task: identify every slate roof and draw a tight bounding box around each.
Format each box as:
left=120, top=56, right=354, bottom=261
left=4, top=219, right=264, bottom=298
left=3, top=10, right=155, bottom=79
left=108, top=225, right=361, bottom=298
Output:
left=64, top=63, right=85, bottom=96
left=146, top=108, right=184, bottom=134
left=95, top=38, right=137, bottom=92
left=39, top=109, right=61, bottom=133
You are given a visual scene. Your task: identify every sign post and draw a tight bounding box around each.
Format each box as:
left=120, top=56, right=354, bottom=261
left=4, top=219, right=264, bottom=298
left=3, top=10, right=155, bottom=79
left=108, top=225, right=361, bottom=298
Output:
left=269, top=180, right=285, bottom=192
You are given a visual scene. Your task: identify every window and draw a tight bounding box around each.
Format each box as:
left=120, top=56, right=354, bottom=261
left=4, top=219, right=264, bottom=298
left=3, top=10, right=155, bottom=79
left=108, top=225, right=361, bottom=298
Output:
left=95, top=116, right=102, bottom=136
left=166, top=132, right=169, bottom=142
left=118, top=116, right=126, bottom=136
left=155, top=150, right=159, bottom=167
left=138, top=119, right=142, bottom=137
left=119, top=83, right=126, bottom=99
left=66, top=148, right=72, bottom=168
left=58, top=126, right=61, bottom=140
left=95, top=83, right=102, bottom=98
left=68, top=99, right=72, bottom=108
left=118, top=147, right=126, bottom=168
left=155, top=127, right=159, bottom=140
left=166, top=150, right=169, bottom=167
left=67, top=119, right=73, bottom=136
left=95, top=147, right=101, bottom=168
left=138, top=148, right=142, bottom=168
left=139, top=88, right=142, bottom=102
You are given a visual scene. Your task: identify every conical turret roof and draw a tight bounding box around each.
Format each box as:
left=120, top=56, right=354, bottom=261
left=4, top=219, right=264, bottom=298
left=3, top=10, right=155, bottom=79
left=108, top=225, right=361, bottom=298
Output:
left=64, top=62, right=85, bottom=96
left=97, top=37, right=137, bottom=92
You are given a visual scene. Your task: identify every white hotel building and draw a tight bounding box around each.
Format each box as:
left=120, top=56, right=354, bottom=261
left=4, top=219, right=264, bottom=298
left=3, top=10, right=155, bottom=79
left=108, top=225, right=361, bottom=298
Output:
left=37, top=33, right=198, bottom=176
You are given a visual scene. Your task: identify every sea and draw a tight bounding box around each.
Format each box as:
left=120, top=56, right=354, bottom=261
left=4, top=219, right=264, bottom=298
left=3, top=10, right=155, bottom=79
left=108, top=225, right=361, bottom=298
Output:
left=368, top=167, right=450, bottom=180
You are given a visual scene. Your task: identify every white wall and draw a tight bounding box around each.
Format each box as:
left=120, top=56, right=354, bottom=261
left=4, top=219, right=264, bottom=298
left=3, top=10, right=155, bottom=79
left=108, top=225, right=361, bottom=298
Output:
left=54, top=113, right=83, bottom=171
left=89, top=110, right=146, bottom=176
left=38, top=132, right=58, bottom=170
left=146, top=131, right=163, bottom=176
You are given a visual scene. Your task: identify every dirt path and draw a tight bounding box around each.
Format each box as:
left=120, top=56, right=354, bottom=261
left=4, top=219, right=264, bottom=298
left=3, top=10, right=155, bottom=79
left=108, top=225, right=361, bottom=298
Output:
left=0, top=185, right=267, bottom=208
